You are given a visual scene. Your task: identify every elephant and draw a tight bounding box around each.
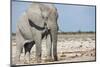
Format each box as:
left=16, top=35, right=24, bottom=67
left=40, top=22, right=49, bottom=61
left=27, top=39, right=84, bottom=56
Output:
left=15, top=2, right=58, bottom=64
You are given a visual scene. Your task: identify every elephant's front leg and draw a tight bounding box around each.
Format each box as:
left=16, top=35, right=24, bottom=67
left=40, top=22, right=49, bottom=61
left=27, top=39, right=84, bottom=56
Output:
left=35, top=33, right=42, bottom=63
left=46, top=33, right=53, bottom=62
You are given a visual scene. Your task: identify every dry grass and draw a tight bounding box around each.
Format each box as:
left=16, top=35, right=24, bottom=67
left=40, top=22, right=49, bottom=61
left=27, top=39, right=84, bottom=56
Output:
left=11, top=33, right=96, bottom=65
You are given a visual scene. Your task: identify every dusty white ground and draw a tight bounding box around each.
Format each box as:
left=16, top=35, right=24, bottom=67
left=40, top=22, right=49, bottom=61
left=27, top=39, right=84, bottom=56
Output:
left=11, top=33, right=96, bottom=65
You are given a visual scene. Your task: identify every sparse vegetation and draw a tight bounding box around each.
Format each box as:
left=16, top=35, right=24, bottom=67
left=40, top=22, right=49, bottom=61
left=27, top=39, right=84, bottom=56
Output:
left=12, top=32, right=95, bottom=64
left=58, top=31, right=95, bottom=35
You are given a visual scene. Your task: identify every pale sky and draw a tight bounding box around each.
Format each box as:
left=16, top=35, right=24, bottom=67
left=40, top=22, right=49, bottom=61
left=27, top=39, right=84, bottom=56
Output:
left=12, top=1, right=96, bottom=33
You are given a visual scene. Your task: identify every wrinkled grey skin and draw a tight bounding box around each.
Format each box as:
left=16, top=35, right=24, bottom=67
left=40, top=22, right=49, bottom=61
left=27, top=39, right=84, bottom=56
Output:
left=16, top=3, right=58, bottom=64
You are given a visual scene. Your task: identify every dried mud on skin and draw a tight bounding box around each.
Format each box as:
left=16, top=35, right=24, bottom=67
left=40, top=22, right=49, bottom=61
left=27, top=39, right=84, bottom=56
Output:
left=11, top=33, right=96, bottom=65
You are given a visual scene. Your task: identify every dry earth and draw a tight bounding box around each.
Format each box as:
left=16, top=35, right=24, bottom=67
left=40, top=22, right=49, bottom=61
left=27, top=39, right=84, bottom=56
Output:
left=11, top=33, right=96, bottom=65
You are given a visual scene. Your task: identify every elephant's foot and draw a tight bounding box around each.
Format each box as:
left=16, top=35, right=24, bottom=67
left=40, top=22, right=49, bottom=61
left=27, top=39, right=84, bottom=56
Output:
left=35, top=58, right=41, bottom=63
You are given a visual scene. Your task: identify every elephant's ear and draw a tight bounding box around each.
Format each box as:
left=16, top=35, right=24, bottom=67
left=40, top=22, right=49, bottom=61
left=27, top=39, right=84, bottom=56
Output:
left=28, top=19, right=45, bottom=31
left=26, top=3, right=45, bottom=28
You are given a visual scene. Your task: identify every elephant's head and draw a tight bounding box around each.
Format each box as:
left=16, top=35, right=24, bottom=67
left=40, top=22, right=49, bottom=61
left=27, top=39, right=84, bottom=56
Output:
left=26, top=3, right=58, bottom=31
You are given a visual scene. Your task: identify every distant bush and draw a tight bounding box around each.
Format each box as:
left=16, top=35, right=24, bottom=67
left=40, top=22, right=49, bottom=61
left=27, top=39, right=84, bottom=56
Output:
left=11, top=31, right=95, bottom=36
left=58, top=31, right=95, bottom=34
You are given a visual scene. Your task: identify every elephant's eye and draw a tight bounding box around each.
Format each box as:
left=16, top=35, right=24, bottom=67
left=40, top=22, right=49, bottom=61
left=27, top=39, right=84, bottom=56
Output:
left=42, top=16, right=48, bottom=20
left=45, top=16, right=48, bottom=20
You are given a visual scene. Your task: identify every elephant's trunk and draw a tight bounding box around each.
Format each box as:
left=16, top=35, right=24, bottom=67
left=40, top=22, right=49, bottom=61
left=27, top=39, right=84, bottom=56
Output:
left=51, top=28, right=58, bottom=61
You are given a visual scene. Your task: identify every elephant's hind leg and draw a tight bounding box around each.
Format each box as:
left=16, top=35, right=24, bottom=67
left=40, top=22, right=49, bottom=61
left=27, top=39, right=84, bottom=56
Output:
left=24, top=52, right=30, bottom=64
left=24, top=41, right=35, bottom=64
left=15, top=43, right=23, bottom=64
